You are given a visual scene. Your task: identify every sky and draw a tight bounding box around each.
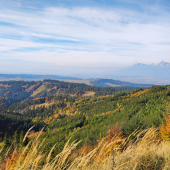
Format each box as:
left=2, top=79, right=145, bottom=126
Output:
left=0, top=0, right=170, bottom=77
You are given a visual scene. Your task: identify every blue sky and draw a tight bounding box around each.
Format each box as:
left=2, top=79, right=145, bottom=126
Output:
left=0, top=0, right=170, bottom=77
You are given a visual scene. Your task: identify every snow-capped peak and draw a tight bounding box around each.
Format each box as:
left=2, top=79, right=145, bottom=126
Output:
left=134, top=63, right=148, bottom=67
left=157, top=62, right=170, bottom=67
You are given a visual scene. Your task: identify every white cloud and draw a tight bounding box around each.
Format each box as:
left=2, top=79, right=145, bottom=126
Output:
left=0, top=4, right=170, bottom=69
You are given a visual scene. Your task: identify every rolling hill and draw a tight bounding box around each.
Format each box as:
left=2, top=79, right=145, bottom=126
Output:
left=0, top=80, right=170, bottom=169
left=0, top=74, right=154, bottom=88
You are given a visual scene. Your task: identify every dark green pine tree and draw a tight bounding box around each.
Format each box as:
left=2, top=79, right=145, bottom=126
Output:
left=19, top=130, right=24, bottom=148
left=13, top=130, right=19, bottom=148
left=3, top=132, right=10, bottom=147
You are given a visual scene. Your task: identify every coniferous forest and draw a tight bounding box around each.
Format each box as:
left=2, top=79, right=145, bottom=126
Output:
left=0, top=79, right=170, bottom=169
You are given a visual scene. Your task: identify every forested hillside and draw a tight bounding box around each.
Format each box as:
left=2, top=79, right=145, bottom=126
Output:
left=0, top=79, right=119, bottom=141
left=0, top=80, right=170, bottom=169
left=0, top=79, right=118, bottom=102
left=0, top=83, right=169, bottom=147
left=34, top=85, right=169, bottom=153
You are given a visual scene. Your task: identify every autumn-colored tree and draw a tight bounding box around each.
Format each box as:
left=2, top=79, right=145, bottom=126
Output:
left=1, top=151, right=22, bottom=170
left=160, top=115, right=170, bottom=141
left=106, top=122, right=123, bottom=141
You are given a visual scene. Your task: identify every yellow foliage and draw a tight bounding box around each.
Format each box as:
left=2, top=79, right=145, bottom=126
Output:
left=160, top=115, right=170, bottom=141
left=127, top=88, right=150, bottom=98
left=53, top=114, right=59, bottom=119
left=28, top=131, right=44, bottom=139
left=0, top=142, right=4, bottom=147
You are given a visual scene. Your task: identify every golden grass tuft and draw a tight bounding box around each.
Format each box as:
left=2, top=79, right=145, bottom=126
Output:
left=1, top=128, right=170, bottom=170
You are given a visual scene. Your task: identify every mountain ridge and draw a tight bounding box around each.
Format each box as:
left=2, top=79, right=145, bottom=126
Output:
left=134, top=61, right=170, bottom=67
left=0, top=74, right=154, bottom=88
left=113, top=61, right=170, bottom=84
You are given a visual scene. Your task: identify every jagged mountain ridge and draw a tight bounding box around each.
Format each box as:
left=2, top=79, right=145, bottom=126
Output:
left=114, top=62, right=170, bottom=84
left=134, top=62, right=170, bottom=67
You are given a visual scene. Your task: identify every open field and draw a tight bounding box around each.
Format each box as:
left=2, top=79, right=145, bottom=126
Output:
left=82, top=91, right=96, bottom=97
left=56, top=79, right=92, bottom=85
left=31, top=83, right=48, bottom=97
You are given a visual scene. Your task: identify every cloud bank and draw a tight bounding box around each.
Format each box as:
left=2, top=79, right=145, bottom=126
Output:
left=0, top=0, right=170, bottom=75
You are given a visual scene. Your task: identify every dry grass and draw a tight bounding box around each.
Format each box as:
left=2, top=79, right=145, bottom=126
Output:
left=82, top=91, right=96, bottom=97
left=31, top=82, right=48, bottom=97
left=56, top=79, right=92, bottom=86
left=18, top=102, right=55, bottom=114
left=1, top=128, right=170, bottom=170
left=105, top=83, right=121, bottom=87
left=31, top=102, right=56, bottom=109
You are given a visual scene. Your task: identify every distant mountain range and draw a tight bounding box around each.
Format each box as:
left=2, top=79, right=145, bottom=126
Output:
left=0, top=73, right=154, bottom=88
left=134, top=62, right=170, bottom=67
left=0, top=74, right=80, bottom=81
left=89, top=79, right=153, bottom=88
left=112, top=62, right=170, bottom=85
left=0, top=61, right=169, bottom=86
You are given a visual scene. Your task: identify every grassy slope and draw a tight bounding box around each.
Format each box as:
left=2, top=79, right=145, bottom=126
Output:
left=1, top=128, right=170, bottom=170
